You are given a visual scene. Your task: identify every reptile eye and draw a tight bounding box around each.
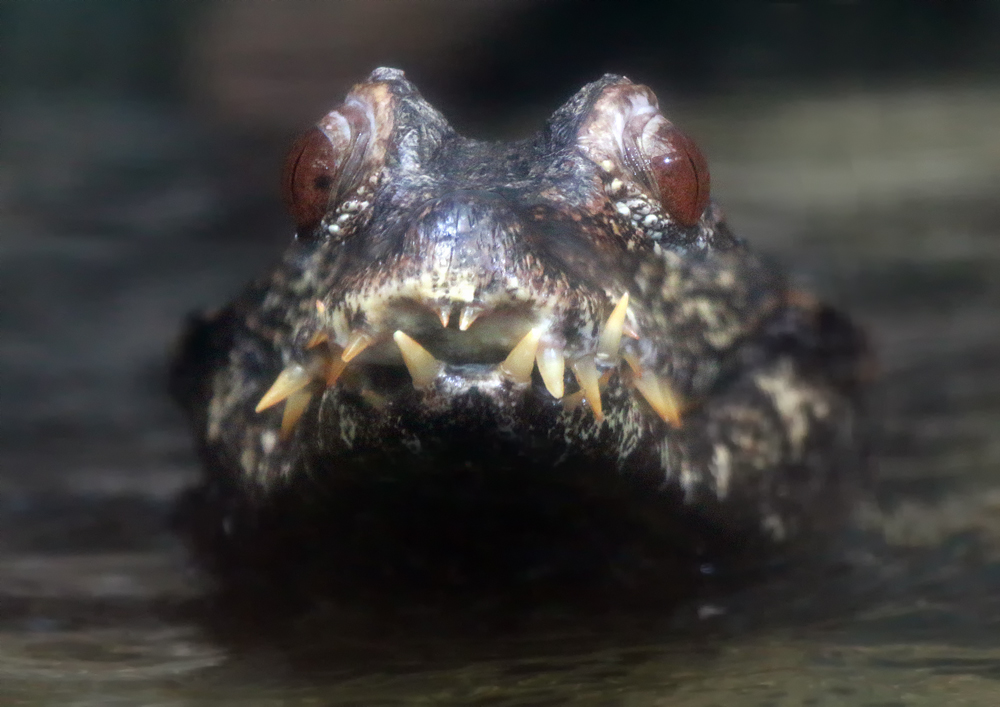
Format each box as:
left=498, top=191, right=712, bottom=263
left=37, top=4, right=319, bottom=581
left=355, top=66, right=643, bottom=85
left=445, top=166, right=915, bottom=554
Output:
left=281, top=127, right=341, bottom=234
left=643, top=121, right=710, bottom=227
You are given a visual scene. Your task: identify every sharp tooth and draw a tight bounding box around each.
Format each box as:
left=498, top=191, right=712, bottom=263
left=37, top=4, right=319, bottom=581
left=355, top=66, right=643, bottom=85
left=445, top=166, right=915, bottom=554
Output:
left=632, top=371, right=683, bottom=428
left=324, top=355, right=348, bottom=385
left=458, top=306, right=482, bottom=331
left=315, top=299, right=327, bottom=315
left=341, top=330, right=374, bottom=362
left=570, top=355, right=603, bottom=422
left=255, top=364, right=313, bottom=412
left=499, top=327, right=541, bottom=383
left=656, top=377, right=683, bottom=427
left=393, top=331, right=443, bottom=388
left=623, top=321, right=640, bottom=340
left=623, top=352, right=643, bottom=377
left=536, top=346, right=565, bottom=399
left=597, top=293, right=629, bottom=359
left=305, top=331, right=329, bottom=349
left=437, top=305, right=452, bottom=328
left=279, top=389, right=312, bottom=440
left=564, top=367, right=612, bottom=414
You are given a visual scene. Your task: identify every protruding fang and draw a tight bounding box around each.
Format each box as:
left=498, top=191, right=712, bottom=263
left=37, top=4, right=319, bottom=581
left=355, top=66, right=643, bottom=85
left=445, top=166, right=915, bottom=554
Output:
left=315, top=299, right=327, bottom=315
left=597, top=292, right=629, bottom=360
left=324, top=355, right=349, bottom=386
left=341, top=330, right=374, bottom=362
left=632, top=371, right=682, bottom=428
left=255, top=364, right=314, bottom=412
left=499, top=327, right=541, bottom=383
left=623, top=353, right=682, bottom=426
left=279, top=389, right=312, bottom=440
left=436, top=305, right=452, bottom=328
left=305, top=331, right=329, bottom=349
left=393, top=331, right=443, bottom=388
left=458, top=306, right=482, bottom=331
left=536, top=346, right=565, bottom=399
left=658, top=378, right=683, bottom=427
left=623, top=352, right=644, bottom=377
left=571, top=355, right=603, bottom=422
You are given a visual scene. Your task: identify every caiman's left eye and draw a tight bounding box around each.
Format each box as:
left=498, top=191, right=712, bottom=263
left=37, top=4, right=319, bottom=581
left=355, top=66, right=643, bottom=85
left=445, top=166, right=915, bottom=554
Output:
left=281, top=127, right=342, bottom=235
left=642, top=121, right=710, bottom=227
left=280, top=98, right=377, bottom=238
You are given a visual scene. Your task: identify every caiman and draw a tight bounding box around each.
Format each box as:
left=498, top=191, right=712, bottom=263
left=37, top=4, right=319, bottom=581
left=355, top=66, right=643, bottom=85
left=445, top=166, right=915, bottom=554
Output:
left=171, top=68, right=869, bottom=603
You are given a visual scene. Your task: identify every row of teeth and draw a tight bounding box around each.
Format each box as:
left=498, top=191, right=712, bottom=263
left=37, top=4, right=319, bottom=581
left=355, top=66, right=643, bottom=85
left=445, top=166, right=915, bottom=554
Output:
left=255, top=294, right=683, bottom=439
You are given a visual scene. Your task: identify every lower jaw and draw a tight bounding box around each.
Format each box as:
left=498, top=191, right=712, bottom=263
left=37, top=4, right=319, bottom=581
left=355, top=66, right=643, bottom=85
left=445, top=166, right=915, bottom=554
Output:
left=182, top=433, right=752, bottom=609
left=186, top=384, right=808, bottom=609
left=308, top=372, right=648, bottom=477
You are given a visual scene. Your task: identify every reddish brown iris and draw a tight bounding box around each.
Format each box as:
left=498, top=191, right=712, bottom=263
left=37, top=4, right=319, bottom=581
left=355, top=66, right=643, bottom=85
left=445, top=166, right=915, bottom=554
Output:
left=648, top=123, right=710, bottom=227
left=281, top=127, right=340, bottom=233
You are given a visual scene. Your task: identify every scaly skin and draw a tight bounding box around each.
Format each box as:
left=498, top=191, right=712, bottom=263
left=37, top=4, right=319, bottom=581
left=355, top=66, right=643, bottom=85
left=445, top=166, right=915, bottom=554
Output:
left=171, top=68, right=869, bottom=600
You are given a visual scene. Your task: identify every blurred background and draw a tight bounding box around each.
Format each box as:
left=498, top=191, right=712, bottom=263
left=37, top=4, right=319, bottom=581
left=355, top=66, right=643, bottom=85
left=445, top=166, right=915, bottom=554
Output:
left=3, top=1, right=1000, bottom=704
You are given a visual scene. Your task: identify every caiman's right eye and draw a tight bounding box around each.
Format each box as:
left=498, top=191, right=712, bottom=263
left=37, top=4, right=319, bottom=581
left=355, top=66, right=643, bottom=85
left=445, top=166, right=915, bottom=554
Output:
left=642, top=121, right=710, bottom=228
left=281, top=127, right=341, bottom=235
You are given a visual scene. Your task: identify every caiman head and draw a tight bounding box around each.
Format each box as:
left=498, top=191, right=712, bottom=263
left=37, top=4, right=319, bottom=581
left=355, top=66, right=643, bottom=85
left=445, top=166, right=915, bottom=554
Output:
left=172, top=68, right=868, bottom=594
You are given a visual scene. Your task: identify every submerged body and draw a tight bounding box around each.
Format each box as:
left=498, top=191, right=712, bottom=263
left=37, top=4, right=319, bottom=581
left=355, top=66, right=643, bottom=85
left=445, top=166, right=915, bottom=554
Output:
left=172, top=69, right=869, bottom=600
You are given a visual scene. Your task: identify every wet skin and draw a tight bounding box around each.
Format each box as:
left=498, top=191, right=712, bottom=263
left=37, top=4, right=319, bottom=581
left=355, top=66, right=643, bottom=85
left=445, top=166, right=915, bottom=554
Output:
left=171, top=68, right=869, bottom=601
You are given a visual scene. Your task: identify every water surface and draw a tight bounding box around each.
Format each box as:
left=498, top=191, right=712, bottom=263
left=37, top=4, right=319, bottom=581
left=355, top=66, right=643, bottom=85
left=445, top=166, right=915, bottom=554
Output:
left=2, top=88, right=999, bottom=705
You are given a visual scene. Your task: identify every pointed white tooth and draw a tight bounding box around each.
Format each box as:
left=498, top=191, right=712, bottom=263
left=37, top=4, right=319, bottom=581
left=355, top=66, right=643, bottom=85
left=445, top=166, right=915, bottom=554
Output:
left=597, top=292, right=629, bottom=359
left=437, top=305, right=452, bottom=328
left=324, top=355, right=348, bottom=385
left=656, top=377, right=683, bottom=428
left=315, top=299, right=327, bottom=315
left=255, top=364, right=313, bottom=413
left=341, top=330, right=374, bottom=362
left=536, top=345, right=565, bottom=399
left=499, top=327, right=541, bottom=383
left=393, top=331, right=443, bottom=388
left=279, top=389, right=312, bottom=440
left=623, top=352, right=643, bottom=377
left=305, top=331, right=329, bottom=349
left=632, top=371, right=683, bottom=428
left=570, top=355, right=603, bottom=422
left=458, top=306, right=482, bottom=331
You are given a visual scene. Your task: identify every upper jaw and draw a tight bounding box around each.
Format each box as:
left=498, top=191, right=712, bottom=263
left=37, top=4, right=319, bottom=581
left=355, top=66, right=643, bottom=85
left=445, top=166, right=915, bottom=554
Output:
left=254, top=203, right=692, bottom=439
left=254, top=272, right=648, bottom=440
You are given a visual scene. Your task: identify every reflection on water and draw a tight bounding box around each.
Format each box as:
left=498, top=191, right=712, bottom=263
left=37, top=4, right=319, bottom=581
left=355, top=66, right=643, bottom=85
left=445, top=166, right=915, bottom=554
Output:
left=2, top=88, right=1000, bottom=705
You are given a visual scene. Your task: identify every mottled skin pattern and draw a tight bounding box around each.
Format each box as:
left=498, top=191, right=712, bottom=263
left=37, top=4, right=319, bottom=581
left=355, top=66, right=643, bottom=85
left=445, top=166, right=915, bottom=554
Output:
left=172, top=68, right=868, bottom=599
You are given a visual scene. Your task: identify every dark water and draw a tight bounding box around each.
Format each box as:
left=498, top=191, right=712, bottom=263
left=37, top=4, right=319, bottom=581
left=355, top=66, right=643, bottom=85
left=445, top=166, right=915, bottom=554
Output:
left=3, top=87, right=1000, bottom=705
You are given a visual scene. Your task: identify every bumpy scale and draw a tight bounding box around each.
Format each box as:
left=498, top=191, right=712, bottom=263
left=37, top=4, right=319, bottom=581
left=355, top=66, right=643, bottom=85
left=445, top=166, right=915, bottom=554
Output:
left=172, top=68, right=870, bottom=595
